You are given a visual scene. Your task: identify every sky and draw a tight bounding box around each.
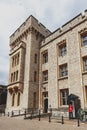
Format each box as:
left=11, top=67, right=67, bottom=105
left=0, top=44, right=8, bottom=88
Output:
left=0, top=0, right=87, bottom=85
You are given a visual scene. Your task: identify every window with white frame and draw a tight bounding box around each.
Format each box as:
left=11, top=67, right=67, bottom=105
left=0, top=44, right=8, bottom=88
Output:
left=60, top=89, right=69, bottom=105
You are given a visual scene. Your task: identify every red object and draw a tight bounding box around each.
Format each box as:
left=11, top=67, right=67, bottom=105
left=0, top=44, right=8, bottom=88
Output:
left=69, top=105, right=73, bottom=112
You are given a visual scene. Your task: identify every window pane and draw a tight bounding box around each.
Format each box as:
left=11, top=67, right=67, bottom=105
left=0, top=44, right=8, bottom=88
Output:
left=60, top=89, right=69, bottom=105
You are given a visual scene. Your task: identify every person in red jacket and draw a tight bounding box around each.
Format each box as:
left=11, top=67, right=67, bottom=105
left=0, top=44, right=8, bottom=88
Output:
left=69, top=102, right=74, bottom=119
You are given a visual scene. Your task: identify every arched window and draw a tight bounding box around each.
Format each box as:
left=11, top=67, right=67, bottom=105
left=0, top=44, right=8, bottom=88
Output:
left=14, top=72, right=15, bottom=82
left=17, top=93, right=20, bottom=106
left=11, top=73, right=13, bottom=82
left=34, top=54, right=37, bottom=63
left=12, top=57, right=14, bottom=67
left=12, top=93, right=15, bottom=106
left=16, top=71, right=18, bottom=81
left=17, top=53, right=20, bottom=65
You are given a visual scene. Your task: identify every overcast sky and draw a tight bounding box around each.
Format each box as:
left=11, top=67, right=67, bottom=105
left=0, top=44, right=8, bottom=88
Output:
left=0, top=0, right=87, bottom=85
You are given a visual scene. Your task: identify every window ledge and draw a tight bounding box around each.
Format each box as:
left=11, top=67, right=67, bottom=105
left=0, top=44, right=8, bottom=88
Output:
left=42, top=81, right=48, bottom=84
left=82, top=71, right=87, bottom=75
left=58, top=76, right=68, bottom=80
left=59, top=105, right=68, bottom=108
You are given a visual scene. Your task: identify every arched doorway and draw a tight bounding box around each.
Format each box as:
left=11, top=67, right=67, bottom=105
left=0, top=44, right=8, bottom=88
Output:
left=44, top=98, right=48, bottom=113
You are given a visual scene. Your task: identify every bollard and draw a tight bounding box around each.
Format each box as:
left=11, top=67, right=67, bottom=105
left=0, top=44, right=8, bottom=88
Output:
left=8, top=112, right=9, bottom=116
left=62, top=116, right=64, bottom=124
left=19, top=110, right=20, bottom=115
left=11, top=111, right=14, bottom=117
left=77, top=118, right=80, bottom=127
left=31, top=110, right=33, bottom=120
left=49, top=113, right=51, bottom=122
left=39, top=109, right=41, bottom=121
left=4, top=111, right=5, bottom=116
left=24, top=110, right=26, bottom=118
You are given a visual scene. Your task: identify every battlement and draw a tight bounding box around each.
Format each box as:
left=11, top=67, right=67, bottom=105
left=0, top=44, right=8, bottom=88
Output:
left=41, top=10, right=87, bottom=47
left=10, top=15, right=51, bottom=45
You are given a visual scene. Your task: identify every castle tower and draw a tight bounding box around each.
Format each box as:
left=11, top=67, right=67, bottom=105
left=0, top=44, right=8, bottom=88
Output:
left=6, top=15, right=51, bottom=113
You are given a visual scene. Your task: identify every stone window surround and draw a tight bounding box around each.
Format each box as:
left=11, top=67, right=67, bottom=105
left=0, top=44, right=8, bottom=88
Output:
left=59, top=63, right=68, bottom=77
left=83, top=56, right=87, bottom=72
left=60, top=88, right=69, bottom=106
left=12, top=52, right=20, bottom=67
left=11, top=70, right=19, bottom=83
left=58, top=40, right=67, bottom=57
left=42, top=50, right=48, bottom=64
left=42, top=70, right=48, bottom=82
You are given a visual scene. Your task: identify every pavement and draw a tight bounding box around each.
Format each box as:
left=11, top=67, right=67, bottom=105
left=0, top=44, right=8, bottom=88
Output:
left=0, top=116, right=87, bottom=130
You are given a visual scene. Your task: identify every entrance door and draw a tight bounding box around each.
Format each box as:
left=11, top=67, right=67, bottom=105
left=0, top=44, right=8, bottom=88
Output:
left=44, top=98, right=48, bottom=113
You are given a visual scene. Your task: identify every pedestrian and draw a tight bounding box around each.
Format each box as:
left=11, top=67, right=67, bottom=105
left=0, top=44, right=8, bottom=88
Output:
left=69, top=102, right=74, bottom=119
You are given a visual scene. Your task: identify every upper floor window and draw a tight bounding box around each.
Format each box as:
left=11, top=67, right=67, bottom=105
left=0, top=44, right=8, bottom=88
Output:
left=12, top=52, right=20, bottom=67
left=60, top=89, right=69, bottom=105
left=42, top=51, right=48, bottom=64
left=34, top=71, right=37, bottom=82
left=81, top=33, right=87, bottom=46
left=83, top=56, right=87, bottom=71
left=34, top=54, right=37, bottom=64
left=11, top=70, right=18, bottom=83
left=59, top=64, right=68, bottom=77
left=42, top=70, right=48, bottom=82
left=59, top=42, right=67, bottom=57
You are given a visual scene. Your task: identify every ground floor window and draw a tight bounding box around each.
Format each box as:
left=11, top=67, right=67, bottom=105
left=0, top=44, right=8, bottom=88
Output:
left=17, top=92, right=20, bottom=106
left=12, top=93, right=15, bottom=106
left=85, top=86, right=87, bottom=103
left=60, top=89, right=69, bottom=105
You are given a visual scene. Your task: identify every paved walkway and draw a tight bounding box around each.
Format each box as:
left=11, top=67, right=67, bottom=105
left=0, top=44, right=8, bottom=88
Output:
left=0, top=116, right=87, bottom=130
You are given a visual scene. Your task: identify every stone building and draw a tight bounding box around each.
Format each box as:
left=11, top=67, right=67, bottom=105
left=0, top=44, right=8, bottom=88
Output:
left=6, top=10, right=87, bottom=117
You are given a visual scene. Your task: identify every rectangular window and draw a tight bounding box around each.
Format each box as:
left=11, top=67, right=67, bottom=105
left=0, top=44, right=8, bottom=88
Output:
left=42, top=70, right=48, bottom=82
left=85, top=86, right=87, bottom=103
left=59, top=64, right=68, bottom=77
left=59, top=42, right=67, bottom=56
left=60, top=89, right=69, bottom=105
left=12, top=93, right=15, bottom=106
left=34, top=71, right=37, bottom=82
left=34, top=54, right=37, bottom=63
left=83, top=56, right=87, bottom=71
left=11, top=73, right=13, bottom=82
left=82, top=35, right=87, bottom=46
left=42, top=51, right=48, bottom=64
left=12, top=52, right=20, bottom=67
left=17, top=93, right=20, bottom=106
left=16, top=71, right=18, bottom=81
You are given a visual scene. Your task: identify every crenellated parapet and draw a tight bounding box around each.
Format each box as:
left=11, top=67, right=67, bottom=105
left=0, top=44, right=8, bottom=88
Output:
left=10, top=15, right=51, bottom=46
left=41, top=10, right=87, bottom=47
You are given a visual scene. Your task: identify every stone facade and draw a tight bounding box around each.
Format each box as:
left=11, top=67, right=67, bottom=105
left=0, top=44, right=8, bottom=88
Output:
left=6, top=10, right=87, bottom=117
left=6, top=15, right=51, bottom=113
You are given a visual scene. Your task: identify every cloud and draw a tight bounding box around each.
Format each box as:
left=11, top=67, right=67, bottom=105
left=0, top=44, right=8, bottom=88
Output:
left=0, top=0, right=87, bottom=85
